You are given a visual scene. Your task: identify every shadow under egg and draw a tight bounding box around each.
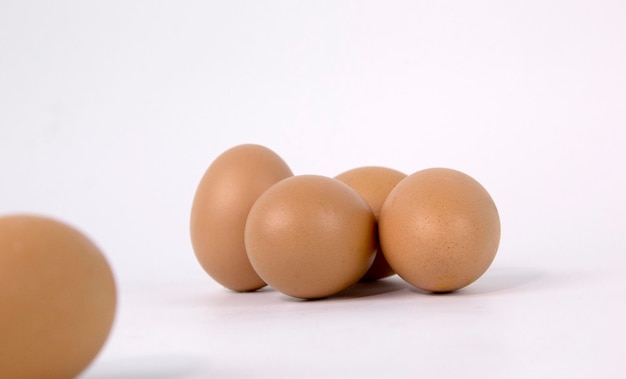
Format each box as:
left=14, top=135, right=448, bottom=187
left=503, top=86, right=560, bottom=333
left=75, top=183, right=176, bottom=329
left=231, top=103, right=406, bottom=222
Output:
left=405, top=266, right=545, bottom=296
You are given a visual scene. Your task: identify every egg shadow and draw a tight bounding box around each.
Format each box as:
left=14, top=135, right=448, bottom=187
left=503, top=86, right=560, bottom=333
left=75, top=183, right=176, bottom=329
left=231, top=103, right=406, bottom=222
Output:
left=281, top=276, right=407, bottom=303
left=407, top=266, right=544, bottom=296
left=333, top=276, right=407, bottom=299
left=80, top=354, right=208, bottom=379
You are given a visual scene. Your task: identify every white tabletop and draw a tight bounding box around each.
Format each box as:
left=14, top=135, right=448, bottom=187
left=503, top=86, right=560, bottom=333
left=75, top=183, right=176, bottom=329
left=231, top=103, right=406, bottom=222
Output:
left=81, top=263, right=625, bottom=378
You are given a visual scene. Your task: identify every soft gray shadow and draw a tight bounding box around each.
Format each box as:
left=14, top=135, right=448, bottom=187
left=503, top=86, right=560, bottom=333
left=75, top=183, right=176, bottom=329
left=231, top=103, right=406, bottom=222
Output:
left=80, top=354, right=207, bottom=379
left=408, top=266, right=544, bottom=296
left=178, top=284, right=277, bottom=309
left=333, top=276, right=407, bottom=299
left=226, top=286, right=274, bottom=294
left=281, top=276, right=407, bottom=302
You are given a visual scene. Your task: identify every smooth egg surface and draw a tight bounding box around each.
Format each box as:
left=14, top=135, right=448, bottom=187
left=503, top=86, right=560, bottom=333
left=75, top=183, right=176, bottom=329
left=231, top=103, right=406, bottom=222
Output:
left=379, top=168, right=501, bottom=292
left=335, top=166, right=407, bottom=281
left=0, top=214, right=117, bottom=379
left=245, top=175, right=377, bottom=299
left=190, top=144, right=293, bottom=292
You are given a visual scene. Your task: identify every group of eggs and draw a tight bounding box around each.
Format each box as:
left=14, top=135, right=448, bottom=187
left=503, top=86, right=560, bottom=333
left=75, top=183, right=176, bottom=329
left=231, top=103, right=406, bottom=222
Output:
left=190, top=144, right=501, bottom=300
left=0, top=143, right=500, bottom=378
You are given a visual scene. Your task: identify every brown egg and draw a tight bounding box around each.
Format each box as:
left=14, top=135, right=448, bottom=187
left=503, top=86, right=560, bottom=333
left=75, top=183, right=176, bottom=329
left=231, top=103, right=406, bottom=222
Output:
left=335, top=166, right=407, bottom=281
left=245, top=175, right=377, bottom=299
left=0, top=214, right=117, bottom=379
left=379, top=168, right=500, bottom=292
left=190, top=144, right=293, bottom=292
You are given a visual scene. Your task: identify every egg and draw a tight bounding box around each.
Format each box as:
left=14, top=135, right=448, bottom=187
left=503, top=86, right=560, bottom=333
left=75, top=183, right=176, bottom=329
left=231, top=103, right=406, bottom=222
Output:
left=379, top=168, right=500, bottom=292
left=0, top=214, right=117, bottom=379
left=245, top=175, right=377, bottom=299
left=190, top=144, right=293, bottom=292
left=335, top=166, right=407, bottom=281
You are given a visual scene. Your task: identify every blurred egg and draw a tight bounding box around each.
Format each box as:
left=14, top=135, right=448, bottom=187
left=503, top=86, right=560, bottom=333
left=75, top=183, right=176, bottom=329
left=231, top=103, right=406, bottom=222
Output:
left=335, top=166, right=406, bottom=281
left=190, top=144, right=293, bottom=292
left=0, top=214, right=117, bottom=379
left=245, top=175, right=377, bottom=299
left=379, top=168, right=500, bottom=292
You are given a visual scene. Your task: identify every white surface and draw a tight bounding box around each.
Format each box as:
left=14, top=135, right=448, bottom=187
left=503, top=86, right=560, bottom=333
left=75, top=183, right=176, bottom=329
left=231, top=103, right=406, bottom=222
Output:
left=1, top=1, right=625, bottom=378
left=82, top=268, right=625, bottom=379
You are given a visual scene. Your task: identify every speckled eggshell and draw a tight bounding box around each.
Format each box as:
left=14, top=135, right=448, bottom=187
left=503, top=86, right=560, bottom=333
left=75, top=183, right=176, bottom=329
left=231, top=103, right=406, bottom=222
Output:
left=190, top=144, right=293, bottom=292
left=379, top=168, right=501, bottom=292
left=244, top=175, right=377, bottom=299
left=335, top=166, right=407, bottom=281
left=0, top=214, right=117, bottom=379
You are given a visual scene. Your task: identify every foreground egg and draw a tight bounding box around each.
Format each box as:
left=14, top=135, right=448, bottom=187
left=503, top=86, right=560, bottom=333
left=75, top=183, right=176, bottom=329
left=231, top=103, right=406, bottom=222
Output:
left=0, top=214, right=116, bottom=379
left=379, top=168, right=500, bottom=292
left=335, top=166, right=407, bottom=281
left=190, top=144, right=293, bottom=292
left=245, top=175, right=377, bottom=299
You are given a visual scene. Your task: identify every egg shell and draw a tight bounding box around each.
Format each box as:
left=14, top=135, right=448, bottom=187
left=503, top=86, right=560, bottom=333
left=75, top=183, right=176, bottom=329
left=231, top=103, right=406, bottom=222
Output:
left=190, top=144, right=293, bottom=292
left=379, top=168, right=501, bottom=292
left=245, top=175, right=377, bottom=299
left=0, top=214, right=116, bottom=379
left=335, top=166, right=407, bottom=281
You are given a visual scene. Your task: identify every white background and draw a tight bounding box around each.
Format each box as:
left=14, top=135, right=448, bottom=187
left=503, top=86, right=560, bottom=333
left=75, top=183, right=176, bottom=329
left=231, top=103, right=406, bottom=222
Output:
left=1, top=1, right=625, bottom=378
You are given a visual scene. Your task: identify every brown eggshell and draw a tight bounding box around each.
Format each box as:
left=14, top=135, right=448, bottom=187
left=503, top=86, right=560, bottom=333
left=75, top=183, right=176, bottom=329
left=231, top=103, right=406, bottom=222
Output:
left=335, top=166, right=407, bottom=281
left=0, top=214, right=117, bottom=379
left=379, top=168, right=501, bottom=292
left=245, top=175, right=377, bottom=299
left=190, top=144, right=293, bottom=292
